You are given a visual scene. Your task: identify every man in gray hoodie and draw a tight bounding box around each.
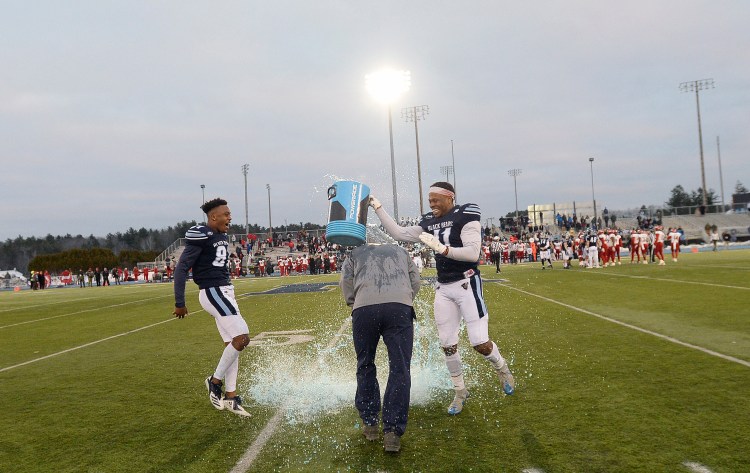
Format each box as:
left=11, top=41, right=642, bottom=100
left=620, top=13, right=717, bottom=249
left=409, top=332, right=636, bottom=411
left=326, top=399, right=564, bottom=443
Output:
left=340, top=243, right=421, bottom=453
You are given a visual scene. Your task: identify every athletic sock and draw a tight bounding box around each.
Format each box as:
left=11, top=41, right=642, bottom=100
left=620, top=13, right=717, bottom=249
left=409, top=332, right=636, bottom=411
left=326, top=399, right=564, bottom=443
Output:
left=223, top=356, right=239, bottom=393
left=445, top=353, right=465, bottom=391
left=214, top=343, right=241, bottom=381
left=483, top=342, right=507, bottom=371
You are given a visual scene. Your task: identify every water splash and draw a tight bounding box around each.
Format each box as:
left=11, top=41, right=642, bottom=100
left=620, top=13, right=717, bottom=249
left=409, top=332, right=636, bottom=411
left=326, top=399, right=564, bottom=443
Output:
left=244, top=290, right=454, bottom=424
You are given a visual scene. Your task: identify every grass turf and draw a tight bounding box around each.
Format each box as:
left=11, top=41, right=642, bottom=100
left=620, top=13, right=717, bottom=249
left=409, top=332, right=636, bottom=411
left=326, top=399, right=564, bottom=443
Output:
left=1, top=250, right=748, bottom=472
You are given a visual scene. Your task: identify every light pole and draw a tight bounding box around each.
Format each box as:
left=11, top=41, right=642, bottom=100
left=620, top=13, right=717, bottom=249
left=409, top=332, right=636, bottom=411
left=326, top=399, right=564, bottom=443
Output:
left=717, top=136, right=725, bottom=211
left=508, top=169, right=522, bottom=224
left=366, top=69, right=411, bottom=221
left=680, top=78, right=714, bottom=207
left=402, top=105, right=429, bottom=214
left=589, top=157, right=597, bottom=229
left=266, top=184, right=272, bottom=240
left=450, top=140, right=457, bottom=200
left=200, top=184, right=206, bottom=223
left=241, top=164, right=250, bottom=235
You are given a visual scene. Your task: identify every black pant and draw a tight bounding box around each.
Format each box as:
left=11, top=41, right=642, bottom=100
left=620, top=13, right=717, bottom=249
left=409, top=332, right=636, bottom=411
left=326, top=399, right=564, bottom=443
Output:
left=352, top=303, right=414, bottom=437
left=492, top=252, right=501, bottom=272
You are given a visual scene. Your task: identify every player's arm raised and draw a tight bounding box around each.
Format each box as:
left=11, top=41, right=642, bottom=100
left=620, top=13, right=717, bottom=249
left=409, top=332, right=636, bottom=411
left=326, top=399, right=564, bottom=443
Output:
left=370, top=196, right=422, bottom=243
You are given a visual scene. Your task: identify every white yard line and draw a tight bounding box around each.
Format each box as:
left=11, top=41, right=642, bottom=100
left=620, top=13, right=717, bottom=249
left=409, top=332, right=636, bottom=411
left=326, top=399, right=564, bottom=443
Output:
left=0, top=294, right=172, bottom=329
left=0, top=318, right=176, bottom=373
left=229, top=316, right=352, bottom=473
left=498, top=284, right=750, bottom=368
left=683, top=461, right=714, bottom=473
left=592, top=271, right=749, bottom=291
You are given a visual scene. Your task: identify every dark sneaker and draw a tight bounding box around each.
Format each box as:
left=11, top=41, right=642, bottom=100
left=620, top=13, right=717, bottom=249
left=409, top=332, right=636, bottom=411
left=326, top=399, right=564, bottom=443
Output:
left=384, top=432, right=400, bottom=453
left=223, top=396, right=251, bottom=417
left=205, top=376, right=224, bottom=410
left=363, top=424, right=379, bottom=441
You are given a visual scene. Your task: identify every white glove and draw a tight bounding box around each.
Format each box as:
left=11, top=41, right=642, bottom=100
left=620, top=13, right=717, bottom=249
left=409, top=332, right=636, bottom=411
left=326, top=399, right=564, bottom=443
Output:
left=369, top=196, right=382, bottom=210
left=419, top=232, right=447, bottom=255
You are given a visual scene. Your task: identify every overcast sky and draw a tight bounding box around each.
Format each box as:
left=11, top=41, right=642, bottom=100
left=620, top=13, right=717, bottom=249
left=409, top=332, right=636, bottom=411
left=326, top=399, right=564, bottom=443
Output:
left=2, top=1, right=749, bottom=241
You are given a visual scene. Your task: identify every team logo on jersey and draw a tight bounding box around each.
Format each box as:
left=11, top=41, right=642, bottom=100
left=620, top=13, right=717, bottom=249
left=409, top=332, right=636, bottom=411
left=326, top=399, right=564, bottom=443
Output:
left=427, top=221, right=453, bottom=231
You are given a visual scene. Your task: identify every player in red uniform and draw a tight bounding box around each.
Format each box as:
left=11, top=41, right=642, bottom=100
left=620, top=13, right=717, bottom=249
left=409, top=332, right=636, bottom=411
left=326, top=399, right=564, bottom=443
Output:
left=653, top=226, right=666, bottom=266
left=629, top=230, right=640, bottom=263
left=598, top=230, right=609, bottom=267
left=668, top=228, right=681, bottom=262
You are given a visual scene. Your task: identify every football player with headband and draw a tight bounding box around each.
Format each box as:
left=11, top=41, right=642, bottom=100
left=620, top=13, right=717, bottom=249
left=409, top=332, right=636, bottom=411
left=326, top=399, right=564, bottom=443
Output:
left=173, top=198, right=252, bottom=417
left=370, top=182, right=515, bottom=416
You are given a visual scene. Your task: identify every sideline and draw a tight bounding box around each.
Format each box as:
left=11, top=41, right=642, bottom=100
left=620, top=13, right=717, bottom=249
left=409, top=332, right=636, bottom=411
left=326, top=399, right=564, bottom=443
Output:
left=229, top=315, right=352, bottom=473
left=497, top=284, right=750, bottom=368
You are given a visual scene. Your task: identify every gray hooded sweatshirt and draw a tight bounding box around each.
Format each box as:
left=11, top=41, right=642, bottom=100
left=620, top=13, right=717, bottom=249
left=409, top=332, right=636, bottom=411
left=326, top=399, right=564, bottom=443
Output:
left=340, top=244, right=421, bottom=310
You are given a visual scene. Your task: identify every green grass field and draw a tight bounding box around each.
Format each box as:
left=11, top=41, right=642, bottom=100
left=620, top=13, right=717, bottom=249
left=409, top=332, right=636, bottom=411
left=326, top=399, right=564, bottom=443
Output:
left=1, top=250, right=749, bottom=473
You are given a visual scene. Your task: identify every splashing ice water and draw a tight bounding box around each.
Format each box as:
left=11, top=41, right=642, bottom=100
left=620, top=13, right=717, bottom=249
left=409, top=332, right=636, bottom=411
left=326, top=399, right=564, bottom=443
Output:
left=244, top=291, right=454, bottom=424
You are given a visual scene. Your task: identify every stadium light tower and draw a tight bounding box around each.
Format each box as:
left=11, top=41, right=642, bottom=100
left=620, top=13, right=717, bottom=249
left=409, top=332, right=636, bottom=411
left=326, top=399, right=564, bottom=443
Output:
left=589, top=157, right=597, bottom=228
left=266, top=184, right=272, bottom=240
left=366, top=68, right=411, bottom=221
left=508, top=169, right=522, bottom=222
left=680, top=78, right=715, bottom=207
left=402, top=105, right=429, bottom=214
left=241, top=164, right=250, bottom=235
left=451, top=140, right=457, bottom=200
left=200, top=184, right=206, bottom=223
left=440, top=165, right=454, bottom=184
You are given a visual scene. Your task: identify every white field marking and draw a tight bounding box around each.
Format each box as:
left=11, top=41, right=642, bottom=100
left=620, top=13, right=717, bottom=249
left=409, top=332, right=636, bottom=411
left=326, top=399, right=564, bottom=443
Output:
left=683, top=461, right=714, bottom=473
left=0, top=294, right=173, bottom=329
left=685, top=264, right=750, bottom=271
left=498, top=284, right=750, bottom=368
left=229, top=316, right=352, bottom=473
left=0, top=286, right=165, bottom=313
left=0, top=318, right=177, bottom=373
left=592, top=271, right=749, bottom=291
left=522, top=469, right=546, bottom=473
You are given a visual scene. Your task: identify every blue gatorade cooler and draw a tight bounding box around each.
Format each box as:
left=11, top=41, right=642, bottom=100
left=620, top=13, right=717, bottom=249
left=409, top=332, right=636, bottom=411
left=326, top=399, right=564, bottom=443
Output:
left=326, top=180, right=370, bottom=246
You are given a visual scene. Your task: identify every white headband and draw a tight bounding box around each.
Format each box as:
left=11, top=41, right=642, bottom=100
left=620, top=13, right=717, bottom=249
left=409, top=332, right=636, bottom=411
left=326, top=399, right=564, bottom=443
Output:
left=429, top=186, right=455, bottom=198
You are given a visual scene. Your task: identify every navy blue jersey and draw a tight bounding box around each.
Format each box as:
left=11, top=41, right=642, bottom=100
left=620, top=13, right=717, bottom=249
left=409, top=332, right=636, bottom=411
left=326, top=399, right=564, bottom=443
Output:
left=538, top=238, right=550, bottom=250
left=173, top=225, right=231, bottom=307
left=419, top=203, right=481, bottom=283
left=587, top=234, right=599, bottom=247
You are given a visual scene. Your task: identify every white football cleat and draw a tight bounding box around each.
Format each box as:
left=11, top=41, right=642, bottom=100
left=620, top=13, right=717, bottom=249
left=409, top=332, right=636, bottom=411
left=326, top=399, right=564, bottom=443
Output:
left=497, top=365, right=515, bottom=395
left=223, top=396, right=251, bottom=417
left=205, top=376, right=224, bottom=411
left=447, top=389, right=470, bottom=415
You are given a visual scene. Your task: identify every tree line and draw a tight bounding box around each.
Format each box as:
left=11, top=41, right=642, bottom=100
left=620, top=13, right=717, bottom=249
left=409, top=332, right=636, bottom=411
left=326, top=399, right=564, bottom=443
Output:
left=665, top=181, right=747, bottom=211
